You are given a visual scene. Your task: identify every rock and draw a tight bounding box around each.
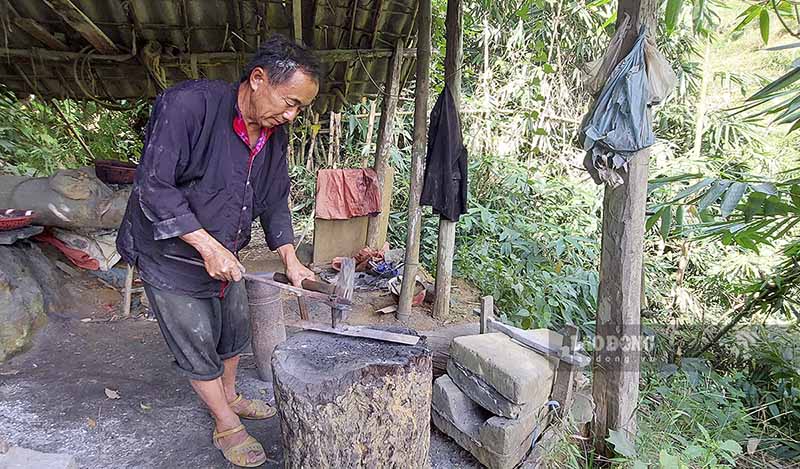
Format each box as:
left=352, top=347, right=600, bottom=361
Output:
left=0, top=447, right=78, bottom=469
left=0, top=226, right=44, bottom=246
left=0, top=243, right=68, bottom=362
left=272, top=328, right=432, bottom=468
left=432, top=376, right=542, bottom=469
left=448, top=332, right=557, bottom=417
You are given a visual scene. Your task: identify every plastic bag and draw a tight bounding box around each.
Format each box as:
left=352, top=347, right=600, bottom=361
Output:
left=644, top=36, right=677, bottom=105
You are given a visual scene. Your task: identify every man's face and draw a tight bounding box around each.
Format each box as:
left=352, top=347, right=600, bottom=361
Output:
left=247, top=68, right=319, bottom=128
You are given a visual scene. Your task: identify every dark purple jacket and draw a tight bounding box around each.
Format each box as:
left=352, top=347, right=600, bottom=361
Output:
left=116, top=80, right=294, bottom=297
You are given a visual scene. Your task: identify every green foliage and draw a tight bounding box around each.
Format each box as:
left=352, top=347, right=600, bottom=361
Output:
left=0, top=87, right=147, bottom=176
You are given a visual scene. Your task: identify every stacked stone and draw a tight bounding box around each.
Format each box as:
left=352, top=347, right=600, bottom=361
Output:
left=431, top=330, right=560, bottom=469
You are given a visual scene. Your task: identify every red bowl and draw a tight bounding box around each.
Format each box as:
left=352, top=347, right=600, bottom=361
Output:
left=0, top=209, right=35, bottom=231
left=95, top=159, right=137, bottom=185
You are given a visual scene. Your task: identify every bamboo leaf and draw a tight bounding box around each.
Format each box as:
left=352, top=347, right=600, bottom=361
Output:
left=759, top=9, right=770, bottom=45
left=733, top=5, right=763, bottom=33
left=665, top=0, right=684, bottom=35
left=646, top=208, right=665, bottom=232
left=670, top=177, right=715, bottom=203
left=675, top=205, right=685, bottom=227
left=721, top=182, right=748, bottom=218
left=660, top=207, right=673, bottom=240
left=698, top=180, right=731, bottom=212
left=748, top=66, right=800, bottom=102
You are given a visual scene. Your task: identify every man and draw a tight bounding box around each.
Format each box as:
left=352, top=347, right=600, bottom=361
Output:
left=116, top=35, right=319, bottom=467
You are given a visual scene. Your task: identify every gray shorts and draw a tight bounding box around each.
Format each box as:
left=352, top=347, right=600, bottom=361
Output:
left=143, top=281, right=251, bottom=381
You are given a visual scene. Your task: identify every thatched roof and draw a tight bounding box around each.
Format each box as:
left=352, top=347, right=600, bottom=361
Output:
left=0, top=0, right=419, bottom=112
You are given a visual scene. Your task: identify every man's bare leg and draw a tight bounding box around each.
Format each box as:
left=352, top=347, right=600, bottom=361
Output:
left=191, top=377, right=260, bottom=460
left=221, top=355, right=240, bottom=402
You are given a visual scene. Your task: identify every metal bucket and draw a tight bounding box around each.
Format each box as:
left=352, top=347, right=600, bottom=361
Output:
left=246, top=279, right=285, bottom=382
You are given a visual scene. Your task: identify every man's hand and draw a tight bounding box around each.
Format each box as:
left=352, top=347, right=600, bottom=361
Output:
left=180, top=229, right=245, bottom=282
left=277, top=244, right=314, bottom=287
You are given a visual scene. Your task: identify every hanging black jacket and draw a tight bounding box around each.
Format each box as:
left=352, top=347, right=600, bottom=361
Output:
left=420, top=86, right=468, bottom=221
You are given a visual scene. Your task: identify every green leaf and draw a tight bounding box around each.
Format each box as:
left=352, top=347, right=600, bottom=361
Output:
left=733, top=5, right=763, bottom=33
left=660, top=207, right=673, bottom=240
left=720, top=182, right=747, bottom=218
left=675, top=205, right=685, bottom=227
left=719, top=439, right=743, bottom=455
left=760, top=9, right=771, bottom=44
left=665, top=0, right=684, bottom=35
left=632, top=461, right=648, bottom=469
left=698, top=180, right=731, bottom=212
left=607, top=429, right=636, bottom=457
left=749, top=66, right=800, bottom=102
left=659, top=450, right=681, bottom=468
left=670, top=177, right=715, bottom=203
left=646, top=207, right=666, bottom=232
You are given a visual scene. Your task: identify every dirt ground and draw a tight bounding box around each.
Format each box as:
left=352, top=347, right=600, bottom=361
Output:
left=0, top=242, right=482, bottom=469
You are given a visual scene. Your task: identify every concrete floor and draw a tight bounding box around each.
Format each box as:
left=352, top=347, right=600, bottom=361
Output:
left=0, top=313, right=479, bottom=469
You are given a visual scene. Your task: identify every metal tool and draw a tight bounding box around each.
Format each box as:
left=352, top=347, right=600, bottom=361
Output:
left=474, top=298, right=590, bottom=367
left=163, top=254, right=352, bottom=310
left=164, top=253, right=419, bottom=346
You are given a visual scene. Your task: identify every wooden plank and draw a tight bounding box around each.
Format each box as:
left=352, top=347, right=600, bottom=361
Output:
left=397, top=0, right=431, bottom=321
left=591, top=0, right=658, bottom=458
left=366, top=40, right=404, bottom=248
left=0, top=47, right=417, bottom=64
left=14, top=18, right=68, bottom=50
left=43, top=0, right=119, bottom=54
left=312, top=216, right=369, bottom=264
left=432, top=0, right=463, bottom=319
left=420, top=322, right=480, bottom=378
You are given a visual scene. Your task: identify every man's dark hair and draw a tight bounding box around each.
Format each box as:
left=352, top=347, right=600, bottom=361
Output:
left=240, top=35, right=321, bottom=85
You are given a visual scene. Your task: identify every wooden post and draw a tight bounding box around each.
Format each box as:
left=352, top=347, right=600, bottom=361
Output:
left=479, top=295, right=493, bottom=334
left=432, top=0, right=463, bottom=319
left=551, top=325, right=579, bottom=414
left=397, top=0, right=431, bottom=321
left=366, top=40, right=404, bottom=249
left=122, top=264, right=134, bottom=318
left=591, top=0, right=657, bottom=459
left=292, top=0, right=303, bottom=45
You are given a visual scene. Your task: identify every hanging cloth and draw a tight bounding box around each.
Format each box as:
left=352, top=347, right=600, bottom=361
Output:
left=420, top=85, right=468, bottom=221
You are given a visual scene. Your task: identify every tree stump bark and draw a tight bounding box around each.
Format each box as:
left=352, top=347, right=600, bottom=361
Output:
left=272, top=328, right=432, bottom=468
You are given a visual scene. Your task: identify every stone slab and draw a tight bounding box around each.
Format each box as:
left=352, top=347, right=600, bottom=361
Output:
left=447, top=359, right=532, bottom=419
left=433, top=375, right=541, bottom=456
left=449, top=332, right=557, bottom=407
left=0, top=447, right=77, bottom=469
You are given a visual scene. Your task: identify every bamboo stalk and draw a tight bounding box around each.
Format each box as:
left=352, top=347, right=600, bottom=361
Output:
left=397, top=0, right=431, bottom=321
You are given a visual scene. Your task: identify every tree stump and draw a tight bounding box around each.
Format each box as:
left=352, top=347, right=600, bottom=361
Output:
left=272, top=328, right=432, bottom=468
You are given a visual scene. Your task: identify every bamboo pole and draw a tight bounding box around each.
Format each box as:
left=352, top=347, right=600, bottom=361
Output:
left=362, top=100, right=378, bottom=167
left=432, top=0, right=463, bottom=319
left=397, top=0, right=431, bottom=321
left=366, top=40, right=404, bottom=248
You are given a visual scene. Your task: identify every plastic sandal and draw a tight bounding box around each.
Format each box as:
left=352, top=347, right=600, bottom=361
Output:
left=229, top=393, right=277, bottom=420
left=212, top=424, right=267, bottom=467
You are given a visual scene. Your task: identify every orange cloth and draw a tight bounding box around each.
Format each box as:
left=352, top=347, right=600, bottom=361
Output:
left=315, top=168, right=382, bottom=220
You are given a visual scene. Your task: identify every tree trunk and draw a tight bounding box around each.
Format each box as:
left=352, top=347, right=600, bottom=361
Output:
left=272, top=328, right=432, bottom=468
left=591, top=0, right=658, bottom=459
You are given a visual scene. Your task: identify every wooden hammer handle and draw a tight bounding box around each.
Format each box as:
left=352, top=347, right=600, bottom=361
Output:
left=271, top=272, right=336, bottom=295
